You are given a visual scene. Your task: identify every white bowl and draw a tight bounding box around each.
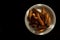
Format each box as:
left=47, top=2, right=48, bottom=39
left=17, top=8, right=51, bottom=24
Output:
left=25, top=4, right=56, bottom=35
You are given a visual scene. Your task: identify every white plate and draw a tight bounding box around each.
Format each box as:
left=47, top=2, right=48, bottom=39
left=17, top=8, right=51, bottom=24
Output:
left=25, top=4, right=56, bottom=35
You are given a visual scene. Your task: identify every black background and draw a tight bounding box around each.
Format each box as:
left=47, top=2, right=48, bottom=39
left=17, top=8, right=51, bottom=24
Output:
left=0, top=0, right=59, bottom=39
